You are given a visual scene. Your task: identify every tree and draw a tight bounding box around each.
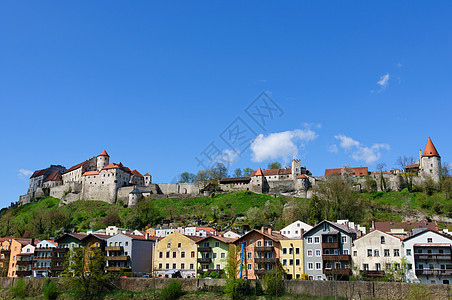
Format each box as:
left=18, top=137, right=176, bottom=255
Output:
left=136, top=199, right=161, bottom=228
left=396, top=156, right=417, bottom=192
left=103, top=212, right=121, bottom=227
left=62, top=246, right=112, bottom=299
left=263, top=261, right=285, bottom=296
left=245, top=207, right=266, bottom=228
left=376, top=163, right=387, bottom=191
left=179, top=172, right=196, bottom=183
left=307, top=195, right=324, bottom=225
left=195, top=169, right=212, bottom=190
left=267, top=162, right=281, bottom=170
left=243, top=168, right=253, bottom=177
left=210, top=163, right=228, bottom=180
left=442, top=177, right=452, bottom=200
left=364, top=175, right=378, bottom=193
left=233, top=168, right=242, bottom=177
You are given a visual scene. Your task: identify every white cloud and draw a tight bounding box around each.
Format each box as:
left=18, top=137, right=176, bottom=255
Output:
left=328, top=144, right=338, bottom=153
left=377, top=73, right=390, bottom=88
left=18, top=169, right=33, bottom=179
left=250, top=129, right=318, bottom=163
left=334, top=134, right=390, bottom=164
left=216, top=149, right=240, bottom=165
left=396, top=62, right=403, bottom=68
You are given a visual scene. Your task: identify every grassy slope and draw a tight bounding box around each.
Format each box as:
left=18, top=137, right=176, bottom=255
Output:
left=2, top=190, right=450, bottom=237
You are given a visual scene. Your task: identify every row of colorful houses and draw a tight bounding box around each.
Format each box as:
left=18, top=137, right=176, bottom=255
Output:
left=1, top=220, right=452, bottom=284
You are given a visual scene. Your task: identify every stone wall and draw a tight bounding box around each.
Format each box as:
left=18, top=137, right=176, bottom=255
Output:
left=50, top=182, right=82, bottom=199
left=157, top=183, right=200, bottom=195
left=2, top=277, right=450, bottom=299
left=267, top=180, right=296, bottom=193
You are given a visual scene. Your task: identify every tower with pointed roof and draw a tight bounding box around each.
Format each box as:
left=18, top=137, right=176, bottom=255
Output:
left=97, top=150, right=110, bottom=171
left=419, top=137, right=441, bottom=182
left=250, top=167, right=267, bottom=193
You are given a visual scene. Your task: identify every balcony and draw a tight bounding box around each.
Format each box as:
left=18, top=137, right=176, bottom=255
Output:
left=197, top=257, right=211, bottom=263
left=52, top=256, right=66, bottom=262
left=33, top=256, right=52, bottom=260
left=323, top=268, right=352, bottom=275
left=255, top=246, right=273, bottom=252
left=53, top=248, right=68, bottom=253
left=414, top=253, right=452, bottom=260
left=32, top=267, right=51, bottom=271
left=106, top=255, right=130, bottom=261
left=105, top=246, right=123, bottom=251
left=255, top=269, right=271, bottom=275
left=105, top=266, right=131, bottom=272
left=198, top=247, right=212, bottom=252
left=415, top=269, right=452, bottom=276
left=255, top=257, right=278, bottom=263
left=322, top=242, right=339, bottom=249
left=361, top=270, right=385, bottom=278
left=198, top=269, right=223, bottom=274
left=322, top=254, right=351, bottom=261
left=51, top=265, right=64, bottom=272
left=16, top=270, right=32, bottom=277
left=35, top=247, right=55, bottom=251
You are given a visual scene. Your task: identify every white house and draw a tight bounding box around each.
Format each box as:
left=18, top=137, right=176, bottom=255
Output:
left=280, top=220, right=313, bottom=239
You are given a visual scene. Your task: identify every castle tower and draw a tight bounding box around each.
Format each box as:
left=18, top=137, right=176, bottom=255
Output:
left=291, top=159, right=301, bottom=179
left=97, top=150, right=110, bottom=171
left=144, top=173, right=152, bottom=186
left=250, top=167, right=265, bottom=193
left=419, top=137, right=441, bottom=182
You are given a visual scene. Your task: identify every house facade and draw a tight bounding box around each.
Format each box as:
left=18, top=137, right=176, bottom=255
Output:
left=352, top=230, right=403, bottom=279
left=280, top=220, right=313, bottom=239
left=196, top=236, right=235, bottom=277
left=303, top=221, right=356, bottom=281
left=32, top=240, right=57, bottom=277
left=279, top=239, right=303, bottom=279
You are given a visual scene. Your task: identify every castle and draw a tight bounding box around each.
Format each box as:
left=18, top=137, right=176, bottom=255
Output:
left=18, top=138, right=442, bottom=206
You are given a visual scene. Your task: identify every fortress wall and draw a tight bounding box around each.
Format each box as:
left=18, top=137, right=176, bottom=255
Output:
left=219, top=183, right=251, bottom=192
left=157, top=183, right=200, bottom=195
left=50, top=182, right=82, bottom=199
left=267, top=180, right=296, bottom=192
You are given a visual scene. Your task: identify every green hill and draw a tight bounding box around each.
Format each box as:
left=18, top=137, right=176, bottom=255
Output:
left=0, top=189, right=450, bottom=240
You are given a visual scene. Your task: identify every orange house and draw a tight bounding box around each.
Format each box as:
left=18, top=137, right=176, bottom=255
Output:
left=233, top=227, right=288, bottom=279
left=8, top=239, right=37, bottom=277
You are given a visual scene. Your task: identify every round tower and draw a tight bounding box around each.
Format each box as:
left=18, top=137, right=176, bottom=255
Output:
left=419, top=137, right=441, bottom=182
left=97, top=150, right=110, bottom=171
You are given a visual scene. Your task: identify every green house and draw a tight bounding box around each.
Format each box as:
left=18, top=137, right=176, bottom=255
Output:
left=196, top=236, right=236, bottom=278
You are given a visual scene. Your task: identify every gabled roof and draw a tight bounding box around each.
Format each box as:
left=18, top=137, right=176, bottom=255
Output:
left=31, top=168, right=49, bottom=178
left=422, top=137, right=440, bottom=157
left=298, top=174, right=308, bottom=179
left=81, top=233, right=109, bottom=241
left=82, top=171, right=99, bottom=176
left=144, top=173, right=151, bottom=176
left=304, top=220, right=356, bottom=237
left=55, top=233, right=87, bottom=243
left=131, top=170, right=144, bottom=177
left=44, top=170, right=63, bottom=182
left=234, top=228, right=289, bottom=244
left=219, top=177, right=251, bottom=184
left=403, top=229, right=452, bottom=243
left=98, top=150, right=109, bottom=157
left=196, top=235, right=236, bottom=244
left=373, top=221, right=439, bottom=233
left=64, top=160, right=89, bottom=174
left=254, top=167, right=263, bottom=176
left=251, top=167, right=292, bottom=177
left=353, top=229, right=403, bottom=242
left=324, top=167, right=368, bottom=177
left=186, top=235, right=205, bottom=243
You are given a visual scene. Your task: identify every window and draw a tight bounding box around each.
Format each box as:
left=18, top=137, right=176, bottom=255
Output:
left=282, top=248, right=287, bottom=255
left=375, top=263, right=381, bottom=271
left=307, top=250, right=313, bottom=257
left=159, top=263, right=162, bottom=269
left=308, top=276, right=313, bottom=280
left=167, top=243, right=171, bottom=248
left=367, top=249, right=372, bottom=257
left=215, top=242, right=220, bottom=247
left=221, top=253, right=225, bottom=259
left=181, top=252, right=185, bottom=258
left=216, top=264, right=220, bottom=269
left=178, top=243, right=181, bottom=248
left=289, top=248, right=293, bottom=255
left=315, top=250, right=321, bottom=257
left=363, top=264, right=369, bottom=271
left=247, top=252, right=252, bottom=259
left=166, top=263, right=169, bottom=269
left=283, top=259, right=287, bottom=266
left=315, top=262, right=322, bottom=270
left=213, top=253, right=217, bottom=259
left=374, top=250, right=379, bottom=257
left=341, top=236, right=346, bottom=243
left=264, top=240, right=273, bottom=246
left=317, top=275, right=322, bottom=280
left=257, top=241, right=262, bottom=247
left=172, top=263, right=176, bottom=269
left=166, top=252, right=170, bottom=258
left=190, top=264, right=194, bottom=269
left=314, top=237, right=320, bottom=244
left=408, top=264, right=412, bottom=270
left=353, top=251, right=357, bottom=256
left=159, top=252, right=163, bottom=258
left=173, top=252, right=176, bottom=258
left=406, top=249, right=412, bottom=256
left=427, top=238, right=433, bottom=243
left=384, top=249, right=390, bottom=257
left=289, top=259, right=294, bottom=266
left=295, top=248, right=300, bottom=255
left=296, top=259, right=300, bottom=266
left=394, top=249, right=400, bottom=257
left=308, top=263, right=313, bottom=270
left=191, top=251, right=195, bottom=258
left=343, top=249, right=349, bottom=255
left=307, top=237, right=313, bottom=244
left=181, top=263, right=185, bottom=269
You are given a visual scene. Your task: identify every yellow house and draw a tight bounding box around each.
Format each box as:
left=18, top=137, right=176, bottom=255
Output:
left=153, top=232, right=203, bottom=278
left=146, top=228, right=157, bottom=237
left=279, top=239, right=303, bottom=279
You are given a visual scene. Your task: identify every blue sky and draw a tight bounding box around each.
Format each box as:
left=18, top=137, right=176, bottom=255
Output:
left=1, top=1, right=451, bottom=207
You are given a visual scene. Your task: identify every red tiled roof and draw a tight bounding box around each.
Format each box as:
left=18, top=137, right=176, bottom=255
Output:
left=44, top=170, right=62, bottom=182
left=131, top=170, right=144, bottom=178
left=31, top=168, right=48, bottom=178
left=235, top=229, right=289, bottom=244
left=144, top=173, right=151, bottom=176
left=103, top=163, right=118, bottom=169
left=82, top=171, right=99, bottom=176
left=422, top=137, right=440, bottom=157
left=251, top=167, right=292, bottom=177
left=98, top=150, right=109, bottom=157
left=197, top=235, right=236, bottom=244
left=298, top=174, right=308, bottom=179
left=63, top=160, right=89, bottom=174
left=124, top=234, right=158, bottom=241
left=186, top=236, right=205, bottom=242
left=324, top=167, right=368, bottom=177
left=405, top=164, right=420, bottom=169
left=353, top=229, right=403, bottom=242
left=373, top=221, right=439, bottom=233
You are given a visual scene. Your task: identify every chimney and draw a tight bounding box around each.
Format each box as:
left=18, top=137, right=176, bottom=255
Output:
left=145, top=233, right=149, bottom=240
left=268, top=228, right=272, bottom=235
left=261, top=226, right=265, bottom=233
left=31, top=238, right=35, bottom=246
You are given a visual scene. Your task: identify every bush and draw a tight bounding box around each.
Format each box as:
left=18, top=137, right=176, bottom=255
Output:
left=43, top=279, right=60, bottom=300
left=159, top=280, right=184, bottom=300
left=9, top=278, right=28, bottom=299
left=224, top=279, right=255, bottom=300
